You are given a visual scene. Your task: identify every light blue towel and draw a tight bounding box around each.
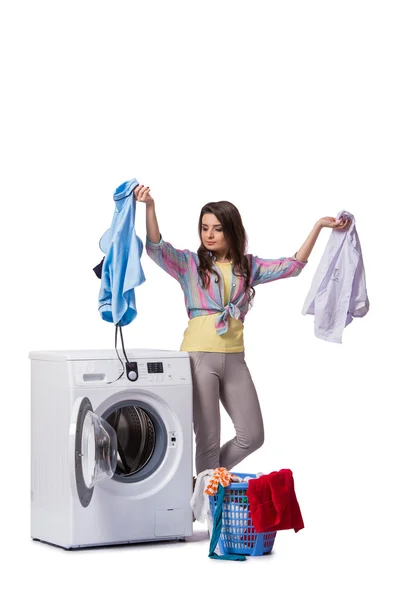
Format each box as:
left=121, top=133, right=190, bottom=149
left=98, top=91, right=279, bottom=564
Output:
left=98, top=179, right=145, bottom=326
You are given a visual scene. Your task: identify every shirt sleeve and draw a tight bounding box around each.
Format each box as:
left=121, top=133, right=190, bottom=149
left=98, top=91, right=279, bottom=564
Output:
left=248, top=252, right=308, bottom=286
left=145, top=235, right=190, bottom=281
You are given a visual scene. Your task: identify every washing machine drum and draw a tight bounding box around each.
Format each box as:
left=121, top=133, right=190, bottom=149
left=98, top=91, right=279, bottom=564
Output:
left=108, top=406, right=156, bottom=476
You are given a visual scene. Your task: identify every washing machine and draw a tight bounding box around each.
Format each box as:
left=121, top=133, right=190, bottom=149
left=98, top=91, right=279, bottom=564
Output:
left=29, top=348, right=193, bottom=549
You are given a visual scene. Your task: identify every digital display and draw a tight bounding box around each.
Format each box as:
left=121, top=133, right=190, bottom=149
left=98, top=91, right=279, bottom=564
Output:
left=147, top=362, right=164, bottom=373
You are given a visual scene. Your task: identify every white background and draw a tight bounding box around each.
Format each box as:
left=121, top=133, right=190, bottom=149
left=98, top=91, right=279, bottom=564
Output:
left=1, top=1, right=399, bottom=598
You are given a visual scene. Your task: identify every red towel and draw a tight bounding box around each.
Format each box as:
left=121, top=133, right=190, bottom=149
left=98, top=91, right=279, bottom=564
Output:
left=246, top=469, right=304, bottom=533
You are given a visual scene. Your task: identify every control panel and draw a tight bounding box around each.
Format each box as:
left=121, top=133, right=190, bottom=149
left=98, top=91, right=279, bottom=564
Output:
left=72, top=357, right=191, bottom=387
left=139, top=361, right=166, bottom=383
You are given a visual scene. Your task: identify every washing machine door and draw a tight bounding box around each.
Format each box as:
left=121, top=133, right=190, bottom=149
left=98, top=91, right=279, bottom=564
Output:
left=72, top=397, right=118, bottom=507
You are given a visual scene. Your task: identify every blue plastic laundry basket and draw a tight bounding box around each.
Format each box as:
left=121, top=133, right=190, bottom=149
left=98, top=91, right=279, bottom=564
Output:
left=208, top=472, right=276, bottom=557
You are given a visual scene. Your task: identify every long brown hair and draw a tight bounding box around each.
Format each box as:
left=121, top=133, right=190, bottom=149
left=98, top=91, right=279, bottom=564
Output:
left=197, top=201, right=255, bottom=304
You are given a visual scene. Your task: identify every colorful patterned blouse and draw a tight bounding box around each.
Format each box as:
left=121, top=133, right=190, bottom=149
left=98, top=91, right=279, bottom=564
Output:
left=146, top=236, right=307, bottom=336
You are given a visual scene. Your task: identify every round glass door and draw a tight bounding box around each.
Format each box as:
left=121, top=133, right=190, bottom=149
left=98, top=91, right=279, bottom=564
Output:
left=81, top=411, right=118, bottom=488
left=75, top=398, right=118, bottom=507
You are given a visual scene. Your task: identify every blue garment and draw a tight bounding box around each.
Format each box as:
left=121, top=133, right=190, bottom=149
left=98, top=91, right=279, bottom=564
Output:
left=208, top=484, right=246, bottom=561
left=98, top=179, right=145, bottom=326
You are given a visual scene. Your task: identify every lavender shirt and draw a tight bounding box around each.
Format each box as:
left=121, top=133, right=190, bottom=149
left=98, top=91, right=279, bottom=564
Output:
left=302, top=210, right=369, bottom=343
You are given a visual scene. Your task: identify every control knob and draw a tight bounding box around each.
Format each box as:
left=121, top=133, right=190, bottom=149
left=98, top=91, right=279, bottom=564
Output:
left=126, top=361, right=138, bottom=382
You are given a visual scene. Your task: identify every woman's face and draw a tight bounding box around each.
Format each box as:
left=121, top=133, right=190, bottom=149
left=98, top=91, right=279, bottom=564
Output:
left=201, top=213, right=229, bottom=257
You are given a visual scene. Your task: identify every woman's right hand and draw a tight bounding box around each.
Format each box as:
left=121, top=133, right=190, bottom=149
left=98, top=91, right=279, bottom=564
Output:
left=134, top=184, right=154, bottom=205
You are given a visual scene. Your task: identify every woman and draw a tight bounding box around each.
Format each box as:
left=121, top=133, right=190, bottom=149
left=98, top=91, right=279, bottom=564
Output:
left=135, top=184, right=349, bottom=475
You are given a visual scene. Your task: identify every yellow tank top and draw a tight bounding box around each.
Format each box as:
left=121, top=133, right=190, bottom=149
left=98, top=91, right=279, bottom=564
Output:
left=180, top=261, right=244, bottom=353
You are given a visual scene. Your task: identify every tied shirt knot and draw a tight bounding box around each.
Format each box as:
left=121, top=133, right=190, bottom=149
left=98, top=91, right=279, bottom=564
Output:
left=214, top=302, right=241, bottom=335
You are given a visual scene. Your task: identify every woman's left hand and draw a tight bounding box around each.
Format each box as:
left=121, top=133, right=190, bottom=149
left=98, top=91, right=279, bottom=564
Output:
left=318, top=216, right=350, bottom=230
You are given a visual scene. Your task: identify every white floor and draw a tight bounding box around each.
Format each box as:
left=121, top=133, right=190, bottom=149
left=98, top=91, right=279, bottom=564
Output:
left=4, top=512, right=398, bottom=600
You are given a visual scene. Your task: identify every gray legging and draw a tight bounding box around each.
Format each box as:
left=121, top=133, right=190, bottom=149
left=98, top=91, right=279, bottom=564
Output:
left=188, top=351, right=264, bottom=474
